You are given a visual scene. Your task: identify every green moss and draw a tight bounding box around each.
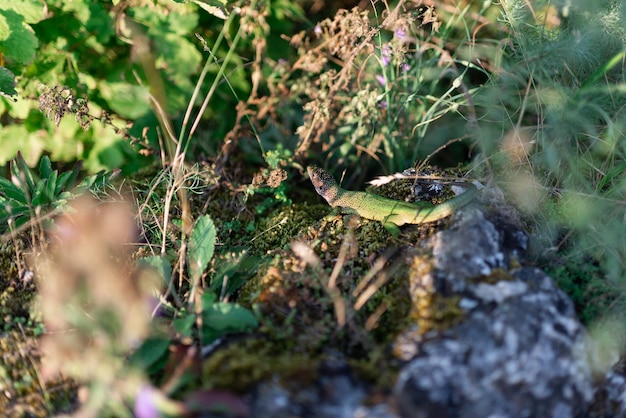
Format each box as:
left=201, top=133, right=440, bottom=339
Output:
left=468, top=268, right=516, bottom=284
left=0, top=240, right=35, bottom=325
left=250, top=203, right=329, bottom=253
left=0, top=232, right=80, bottom=417
left=405, top=254, right=464, bottom=334
left=201, top=338, right=318, bottom=392
left=0, top=331, right=77, bottom=416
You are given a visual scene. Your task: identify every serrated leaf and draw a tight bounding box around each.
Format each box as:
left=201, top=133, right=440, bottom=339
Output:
left=38, top=155, right=52, bottom=179
left=0, top=66, right=16, bottom=97
left=187, top=215, right=216, bottom=282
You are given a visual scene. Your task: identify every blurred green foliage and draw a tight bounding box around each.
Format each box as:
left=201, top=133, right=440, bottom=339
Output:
left=475, top=0, right=626, bottom=287
left=0, top=0, right=304, bottom=173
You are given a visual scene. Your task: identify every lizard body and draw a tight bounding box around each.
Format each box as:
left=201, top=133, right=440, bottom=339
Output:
left=307, top=166, right=477, bottom=233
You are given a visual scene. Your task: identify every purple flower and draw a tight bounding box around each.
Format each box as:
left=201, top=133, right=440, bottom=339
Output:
left=376, top=75, right=386, bottom=86
left=395, top=28, right=406, bottom=39
left=401, top=63, right=411, bottom=72
left=314, top=25, right=322, bottom=36
left=381, top=45, right=391, bottom=66
left=134, top=386, right=160, bottom=418
left=379, top=100, right=388, bottom=109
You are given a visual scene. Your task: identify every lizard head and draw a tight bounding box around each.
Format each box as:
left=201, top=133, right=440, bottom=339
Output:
left=307, top=165, right=339, bottom=204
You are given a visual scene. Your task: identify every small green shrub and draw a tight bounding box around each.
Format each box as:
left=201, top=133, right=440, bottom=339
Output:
left=0, top=152, right=117, bottom=233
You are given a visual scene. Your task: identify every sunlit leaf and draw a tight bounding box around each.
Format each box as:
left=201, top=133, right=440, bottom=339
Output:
left=192, top=0, right=228, bottom=19
left=0, top=9, right=38, bottom=67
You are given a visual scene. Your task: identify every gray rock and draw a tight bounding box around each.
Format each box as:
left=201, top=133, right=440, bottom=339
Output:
left=244, top=205, right=623, bottom=418
left=249, top=356, right=400, bottom=418
left=394, top=210, right=593, bottom=418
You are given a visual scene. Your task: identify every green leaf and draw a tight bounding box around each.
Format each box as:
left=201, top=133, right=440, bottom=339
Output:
left=201, top=291, right=217, bottom=307
left=0, top=67, right=16, bottom=97
left=192, top=0, right=229, bottom=20
left=54, top=170, right=72, bottom=195
left=30, top=178, right=46, bottom=206
left=172, top=314, right=195, bottom=338
left=65, top=161, right=83, bottom=191
left=211, top=248, right=260, bottom=297
left=45, top=169, right=57, bottom=202
left=0, top=13, right=9, bottom=41
left=0, top=0, right=46, bottom=24
left=0, top=175, right=26, bottom=203
left=0, top=9, right=38, bottom=67
left=158, top=34, right=203, bottom=82
left=73, top=172, right=99, bottom=193
left=98, top=81, right=151, bottom=119
left=0, top=203, right=30, bottom=215
left=11, top=151, right=35, bottom=193
left=187, top=215, right=216, bottom=282
left=202, top=302, right=258, bottom=333
left=38, top=155, right=52, bottom=179
left=128, top=336, right=171, bottom=370
left=137, top=255, right=172, bottom=286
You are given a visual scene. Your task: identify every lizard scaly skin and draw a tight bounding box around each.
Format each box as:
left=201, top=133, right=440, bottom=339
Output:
left=307, top=166, right=477, bottom=233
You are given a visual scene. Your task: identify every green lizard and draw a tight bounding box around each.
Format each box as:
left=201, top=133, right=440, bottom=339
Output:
left=307, top=165, right=478, bottom=235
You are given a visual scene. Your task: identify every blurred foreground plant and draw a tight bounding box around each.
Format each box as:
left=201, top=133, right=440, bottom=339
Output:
left=31, top=197, right=255, bottom=416
left=473, top=0, right=626, bottom=362
left=35, top=196, right=159, bottom=416
left=475, top=0, right=626, bottom=283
